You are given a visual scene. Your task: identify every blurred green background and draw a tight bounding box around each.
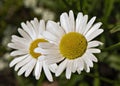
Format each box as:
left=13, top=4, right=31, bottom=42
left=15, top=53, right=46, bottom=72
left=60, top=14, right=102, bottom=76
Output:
left=0, top=0, right=120, bottom=86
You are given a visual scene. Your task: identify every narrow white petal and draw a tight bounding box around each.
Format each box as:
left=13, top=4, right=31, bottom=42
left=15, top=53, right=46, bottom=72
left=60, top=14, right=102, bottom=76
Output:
left=38, top=42, right=57, bottom=49
left=10, top=50, right=27, bottom=56
left=49, top=64, right=58, bottom=73
left=11, top=35, right=30, bottom=47
left=43, top=62, right=53, bottom=82
left=87, top=53, right=98, bottom=62
left=84, top=61, right=90, bottom=73
left=77, top=58, right=84, bottom=71
left=87, top=48, right=101, bottom=53
left=18, top=28, right=32, bottom=41
left=26, top=21, right=36, bottom=38
left=79, top=15, right=88, bottom=34
left=76, top=12, right=83, bottom=32
left=85, top=22, right=102, bottom=37
left=39, top=20, right=45, bottom=34
left=77, top=68, right=81, bottom=74
left=8, top=43, right=28, bottom=50
left=17, top=60, right=32, bottom=76
left=60, top=12, right=71, bottom=33
left=83, top=17, right=96, bottom=35
left=35, top=48, right=59, bottom=55
left=46, top=20, right=65, bottom=38
left=9, top=55, right=27, bottom=67
left=25, top=59, right=36, bottom=77
left=66, top=60, right=72, bottom=79
left=69, top=10, right=75, bottom=32
left=55, top=59, right=68, bottom=77
left=30, top=18, right=39, bottom=36
left=38, top=55, right=45, bottom=62
left=86, top=29, right=104, bottom=41
left=88, top=41, right=103, bottom=48
left=83, top=55, right=93, bottom=67
left=35, top=61, right=42, bottom=80
left=14, top=55, right=32, bottom=71
left=43, top=31, right=59, bottom=44
left=72, top=59, right=78, bottom=73
left=46, top=57, right=64, bottom=64
left=21, top=22, right=35, bottom=40
left=43, top=54, right=62, bottom=60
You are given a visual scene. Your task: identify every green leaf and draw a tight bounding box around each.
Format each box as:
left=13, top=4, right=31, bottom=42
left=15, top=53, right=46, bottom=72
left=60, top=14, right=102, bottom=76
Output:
left=110, top=24, right=120, bottom=33
left=102, top=42, right=120, bottom=51
left=103, top=0, right=115, bottom=23
left=107, top=54, right=120, bottom=71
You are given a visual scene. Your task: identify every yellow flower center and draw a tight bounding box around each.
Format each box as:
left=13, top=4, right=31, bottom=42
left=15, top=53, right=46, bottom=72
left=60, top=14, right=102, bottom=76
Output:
left=59, top=32, right=87, bottom=59
left=29, top=39, right=47, bottom=59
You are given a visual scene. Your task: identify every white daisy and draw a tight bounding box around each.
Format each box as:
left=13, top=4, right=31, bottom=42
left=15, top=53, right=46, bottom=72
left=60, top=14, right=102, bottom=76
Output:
left=35, top=10, right=104, bottom=79
left=8, top=18, right=57, bottom=82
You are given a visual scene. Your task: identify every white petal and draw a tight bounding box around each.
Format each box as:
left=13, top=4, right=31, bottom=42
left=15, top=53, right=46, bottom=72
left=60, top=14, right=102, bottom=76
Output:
left=17, top=59, right=32, bottom=76
left=66, top=60, right=72, bottom=79
left=43, top=62, right=53, bottom=82
left=35, top=47, right=59, bottom=55
left=77, top=58, right=84, bottom=71
left=9, top=55, right=28, bottom=67
left=46, top=56, right=64, bottom=64
left=83, top=55, right=93, bottom=67
left=35, top=61, right=42, bottom=80
left=87, top=53, right=98, bottom=62
left=55, top=59, right=68, bottom=77
left=87, top=48, right=101, bottom=53
left=8, top=43, right=27, bottom=50
left=30, top=18, right=39, bottom=36
left=21, top=22, right=35, bottom=40
left=60, top=12, right=71, bottom=33
left=10, top=50, right=27, bottom=56
left=86, top=29, right=104, bottom=41
left=39, top=20, right=45, bottom=34
left=38, top=42, right=57, bottom=49
left=14, top=55, right=32, bottom=71
left=72, top=59, right=78, bottom=73
left=18, top=28, right=32, bottom=41
left=26, top=21, right=36, bottom=38
left=8, top=43, right=21, bottom=49
left=46, top=20, right=65, bottom=38
left=77, top=68, right=81, bottom=74
left=69, top=10, right=75, bottom=32
left=43, top=54, right=61, bottom=60
left=49, top=64, right=58, bottom=73
left=78, top=15, right=88, bottom=34
left=38, top=55, right=45, bottom=62
left=25, top=59, right=36, bottom=77
left=88, top=41, right=103, bottom=48
left=76, top=12, right=83, bottom=32
left=85, top=22, right=102, bottom=37
left=83, top=17, right=96, bottom=35
left=43, top=31, right=59, bottom=44
left=11, top=35, right=30, bottom=47
left=84, top=61, right=90, bottom=73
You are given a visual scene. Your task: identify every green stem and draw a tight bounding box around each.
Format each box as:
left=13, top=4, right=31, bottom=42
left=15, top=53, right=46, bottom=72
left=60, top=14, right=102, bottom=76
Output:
left=102, top=42, right=120, bottom=51
left=93, top=65, right=100, bottom=86
left=86, top=73, right=115, bottom=84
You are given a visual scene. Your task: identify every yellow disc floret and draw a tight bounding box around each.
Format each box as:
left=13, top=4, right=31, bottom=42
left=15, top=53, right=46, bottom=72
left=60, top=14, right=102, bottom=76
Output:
left=29, top=39, right=47, bottom=59
left=59, top=32, right=87, bottom=59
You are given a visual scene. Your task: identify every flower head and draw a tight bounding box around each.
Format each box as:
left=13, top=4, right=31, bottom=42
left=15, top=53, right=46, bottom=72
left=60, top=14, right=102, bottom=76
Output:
left=35, top=10, right=103, bottom=79
left=8, top=18, right=57, bottom=82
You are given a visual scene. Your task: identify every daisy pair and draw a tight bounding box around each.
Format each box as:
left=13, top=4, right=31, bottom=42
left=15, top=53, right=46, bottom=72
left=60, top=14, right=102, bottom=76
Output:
left=8, top=10, right=103, bottom=82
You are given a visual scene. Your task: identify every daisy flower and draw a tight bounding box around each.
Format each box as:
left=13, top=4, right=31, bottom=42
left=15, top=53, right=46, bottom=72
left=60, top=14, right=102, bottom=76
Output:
left=8, top=18, right=57, bottom=82
left=35, top=10, right=104, bottom=79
